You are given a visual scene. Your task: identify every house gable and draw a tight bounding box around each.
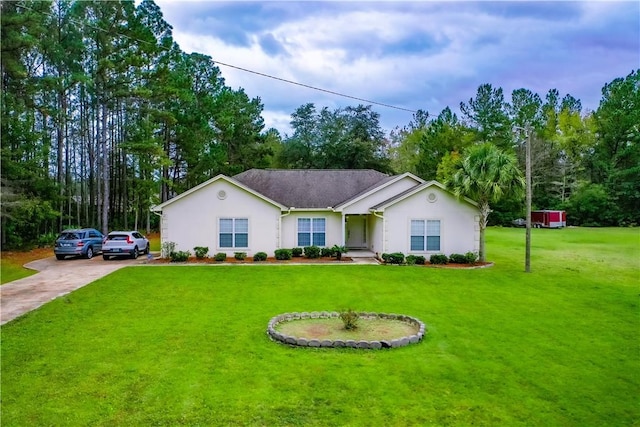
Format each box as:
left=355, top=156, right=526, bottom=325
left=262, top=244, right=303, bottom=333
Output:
left=371, top=180, right=478, bottom=212
left=336, top=172, right=425, bottom=214
left=151, top=174, right=286, bottom=212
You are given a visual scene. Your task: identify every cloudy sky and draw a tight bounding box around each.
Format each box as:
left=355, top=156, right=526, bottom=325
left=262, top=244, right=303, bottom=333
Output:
left=154, top=1, right=639, bottom=136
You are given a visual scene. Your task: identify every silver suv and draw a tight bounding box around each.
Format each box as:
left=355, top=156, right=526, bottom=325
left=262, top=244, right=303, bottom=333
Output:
left=102, top=231, right=150, bottom=260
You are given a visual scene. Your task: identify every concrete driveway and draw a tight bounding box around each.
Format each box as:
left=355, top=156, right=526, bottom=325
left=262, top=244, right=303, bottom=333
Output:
left=1, top=255, right=150, bottom=325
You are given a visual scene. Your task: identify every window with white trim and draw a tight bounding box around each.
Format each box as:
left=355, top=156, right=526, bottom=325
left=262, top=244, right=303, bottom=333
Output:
left=297, top=218, right=326, bottom=246
left=410, top=219, right=440, bottom=251
left=219, top=218, right=248, bottom=248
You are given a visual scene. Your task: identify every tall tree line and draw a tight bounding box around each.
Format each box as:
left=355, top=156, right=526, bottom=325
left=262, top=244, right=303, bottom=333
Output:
left=2, top=1, right=637, bottom=249
left=1, top=0, right=273, bottom=248
left=388, top=72, right=639, bottom=227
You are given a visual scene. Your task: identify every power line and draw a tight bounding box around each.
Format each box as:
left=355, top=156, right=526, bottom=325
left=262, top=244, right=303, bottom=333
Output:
left=212, top=61, right=417, bottom=112
left=15, top=2, right=418, bottom=114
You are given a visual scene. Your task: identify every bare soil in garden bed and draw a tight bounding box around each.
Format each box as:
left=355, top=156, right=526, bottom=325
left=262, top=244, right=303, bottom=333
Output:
left=275, top=317, right=419, bottom=341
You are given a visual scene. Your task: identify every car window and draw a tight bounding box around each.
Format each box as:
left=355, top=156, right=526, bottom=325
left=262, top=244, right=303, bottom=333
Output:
left=133, top=232, right=143, bottom=238
left=107, top=234, right=129, bottom=241
left=59, top=232, right=82, bottom=240
left=89, top=231, right=100, bottom=238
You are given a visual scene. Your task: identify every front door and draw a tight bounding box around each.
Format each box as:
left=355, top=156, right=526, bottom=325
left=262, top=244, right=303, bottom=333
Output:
left=346, top=215, right=366, bottom=248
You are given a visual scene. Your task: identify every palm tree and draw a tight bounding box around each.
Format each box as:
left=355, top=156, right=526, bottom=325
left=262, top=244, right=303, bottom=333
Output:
left=446, top=143, right=525, bottom=262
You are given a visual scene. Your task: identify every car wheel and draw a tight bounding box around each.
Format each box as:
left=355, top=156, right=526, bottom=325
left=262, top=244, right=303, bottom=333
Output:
left=131, top=247, right=138, bottom=259
left=145, top=244, right=150, bottom=254
left=103, top=255, right=110, bottom=261
left=86, top=247, right=94, bottom=259
left=56, top=254, right=65, bottom=260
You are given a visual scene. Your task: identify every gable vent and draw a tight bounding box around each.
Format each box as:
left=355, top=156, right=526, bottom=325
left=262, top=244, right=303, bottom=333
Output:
left=217, top=190, right=227, bottom=200
left=427, top=192, right=437, bottom=203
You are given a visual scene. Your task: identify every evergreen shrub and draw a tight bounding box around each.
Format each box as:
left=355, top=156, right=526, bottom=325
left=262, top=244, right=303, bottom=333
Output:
left=193, top=246, right=209, bottom=259
left=406, top=255, right=426, bottom=265
left=274, top=249, right=292, bottom=260
left=170, top=251, right=190, bottom=262
left=381, top=252, right=405, bottom=264
left=449, top=253, right=467, bottom=264
left=430, top=254, right=448, bottom=265
left=304, top=245, right=321, bottom=259
left=320, top=247, right=334, bottom=257
left=464, top=251, right=478, bottom=264
left=253, top=252, right=268, bottom=261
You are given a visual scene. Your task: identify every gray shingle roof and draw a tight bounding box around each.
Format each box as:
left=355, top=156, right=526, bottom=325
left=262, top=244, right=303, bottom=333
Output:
left=233, top=169, right=392, bottom=208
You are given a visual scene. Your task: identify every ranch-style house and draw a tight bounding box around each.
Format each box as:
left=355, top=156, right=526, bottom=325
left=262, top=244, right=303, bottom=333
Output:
left=151, top=169, right=481, bottom=258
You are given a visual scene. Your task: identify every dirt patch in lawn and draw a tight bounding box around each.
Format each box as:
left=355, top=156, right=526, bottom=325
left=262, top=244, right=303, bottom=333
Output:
left=275, top=317, right=419, bottom=341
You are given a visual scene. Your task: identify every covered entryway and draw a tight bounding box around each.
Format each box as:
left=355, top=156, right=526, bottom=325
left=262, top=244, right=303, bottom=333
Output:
left=346, top=215, right=367, bottom=249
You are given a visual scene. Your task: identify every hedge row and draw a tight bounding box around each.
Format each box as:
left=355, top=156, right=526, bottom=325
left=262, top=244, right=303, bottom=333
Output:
left=164, top=243, right=346, bottom=262
left=380, top=251, right=478, bottom=265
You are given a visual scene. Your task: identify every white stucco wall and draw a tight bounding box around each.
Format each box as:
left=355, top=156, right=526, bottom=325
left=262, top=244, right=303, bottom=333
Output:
left=382, top=186, right=479, bottom=256
left=368, top=213, right=384, bottom=255
left=341, top=176, right=420, bottom=214
left=161, top=179, right=280, bottom=257
left=280, top=211, right=343, bottom=249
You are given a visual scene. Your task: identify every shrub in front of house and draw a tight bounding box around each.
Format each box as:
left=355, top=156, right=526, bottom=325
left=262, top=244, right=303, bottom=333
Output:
left=449, top=253, right=467, bottom=264
left=331, top=245, right=346, bottom=260
left=430, top=254, right=448, bottom=265
left=234, top=252, right=247, bottom=261
left=381, top=252, right=405, bottom=265
left=253, top=252, right=268, bottom=261
left=170, top=250, right=190, bottom=262
left=292, top=247, right=303, bottom=257
left=465, top=251, right=478, bottom=264
left=193, top=246, right=209, bottom=259
left=274, top=249, right=292, bottom=260
left=161, top=241, right=176, bottom=258
left=406, top=255, right=426, bottom=265
left=303, top=245, right=321, bottom=259
left=214, top=252, right=227, bottom=262
left=320, top=247, right=333, bottom=257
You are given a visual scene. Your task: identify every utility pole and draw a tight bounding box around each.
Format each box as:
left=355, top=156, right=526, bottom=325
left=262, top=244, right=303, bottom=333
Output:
left=525, top=126, right=532, bottom=273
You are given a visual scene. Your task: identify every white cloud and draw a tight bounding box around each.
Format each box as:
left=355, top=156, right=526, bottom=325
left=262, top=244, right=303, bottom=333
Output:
left=160, top=1, right=639, bottom=134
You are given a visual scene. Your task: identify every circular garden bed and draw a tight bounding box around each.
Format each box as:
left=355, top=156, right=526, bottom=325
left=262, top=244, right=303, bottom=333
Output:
left=267, top=311, right=426, bottom=349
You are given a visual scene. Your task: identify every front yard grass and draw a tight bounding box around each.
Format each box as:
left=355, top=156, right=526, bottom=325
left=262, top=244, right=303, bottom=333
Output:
left=0, top=247, right=52, bottom=285
left=1, top=227, right=638, bottom=426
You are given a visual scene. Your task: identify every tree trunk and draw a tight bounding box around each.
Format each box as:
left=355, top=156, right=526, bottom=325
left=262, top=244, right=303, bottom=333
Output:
left=478, top=201, right=491, bottom=262
left=101, top=102, right=109, bottom=235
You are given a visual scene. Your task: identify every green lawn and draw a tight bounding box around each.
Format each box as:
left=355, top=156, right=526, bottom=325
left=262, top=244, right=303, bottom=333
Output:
left=0, top=261, right=34, bottom=284
left=1, top=227, right=638, bottom=426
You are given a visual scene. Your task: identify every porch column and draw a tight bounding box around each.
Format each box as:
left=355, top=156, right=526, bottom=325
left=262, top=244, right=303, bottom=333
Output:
left=341, top=213, right=346, bottom=246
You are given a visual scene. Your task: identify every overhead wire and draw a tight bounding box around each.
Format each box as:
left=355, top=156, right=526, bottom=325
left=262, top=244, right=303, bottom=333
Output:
left=15, top=2, right=418, bottom=114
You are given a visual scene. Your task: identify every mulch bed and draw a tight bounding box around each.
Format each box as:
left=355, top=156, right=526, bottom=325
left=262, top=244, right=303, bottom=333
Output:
left=150, top=256, right=492, bottom=268
left=420, top=261, right=493, bottom=269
